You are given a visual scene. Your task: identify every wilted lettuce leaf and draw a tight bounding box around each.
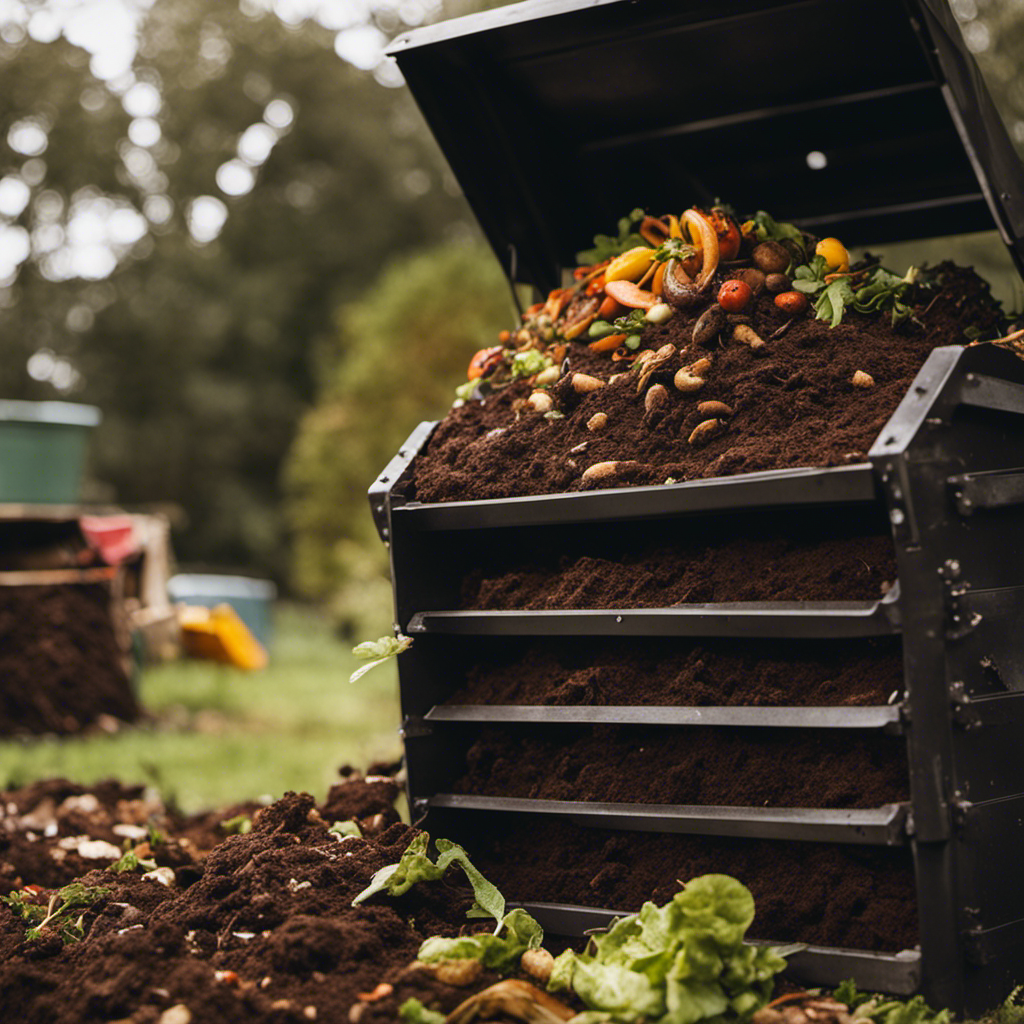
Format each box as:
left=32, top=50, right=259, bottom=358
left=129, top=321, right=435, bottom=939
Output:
left=418, top=908, right=542, bottom=973
left=351, top=834, right=506, bottom=928
left=548, top=875, right=789, bottom=1024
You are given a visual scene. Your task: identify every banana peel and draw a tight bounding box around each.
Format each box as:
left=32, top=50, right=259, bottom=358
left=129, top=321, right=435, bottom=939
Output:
left=178, top=603, right=268, bottom=670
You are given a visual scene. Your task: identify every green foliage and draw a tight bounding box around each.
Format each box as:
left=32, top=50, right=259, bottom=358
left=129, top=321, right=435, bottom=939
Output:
left=748, top=211, right=804, bottom=247
left=510, top=349, right=552, bottom=381
left=350, top=634, right=413, bottom=683
left=351, top=833, right=506, bottom=926
left=108, top=843, right=158, bottom=874
left=0, top=0, right=486, bottom=580
left=284, top=238, right=512, bottom=624
left=219, top=813, right=253, bottom=835
left=833, top=980, right=949, bottom=1024
left=547, top=875, right=789, bottom=1024
left=792, top=258, right=921, bottom=327
left=577, top=208, right=647, bottom=265
left=399, top=999, right=447, bottom=1024
left=329, top=820, right=362, bottom=839
left=2, top=882, right=112, bottom=944
left=418, top=908, right=543, bottom=973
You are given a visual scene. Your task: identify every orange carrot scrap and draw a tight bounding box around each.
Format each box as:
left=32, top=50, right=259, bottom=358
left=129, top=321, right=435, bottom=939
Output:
left=588, top=332, right=627, bottom=352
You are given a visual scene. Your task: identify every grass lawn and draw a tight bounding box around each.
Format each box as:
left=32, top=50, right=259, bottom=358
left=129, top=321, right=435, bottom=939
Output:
left=0, top=603, right=403, bottom=813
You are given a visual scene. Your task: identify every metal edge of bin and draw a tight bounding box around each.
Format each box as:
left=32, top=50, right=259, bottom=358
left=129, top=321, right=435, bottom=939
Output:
left=512, top=902, right=922, bottom=994
left=423, top=704, right=904, bottom=731
left=391, top=463, right=881, bottom=532
left=425, top=795, right=910, bottom=846
left=368, top=420, right=437, bottom=542
left=406, top=590, right=901, bottom=640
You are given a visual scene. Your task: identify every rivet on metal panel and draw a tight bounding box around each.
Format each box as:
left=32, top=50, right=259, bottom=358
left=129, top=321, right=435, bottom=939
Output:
left=890, top=508, right=905, bottom=526
left=380, top=475, right=389, bottom=483
left=615, top=615, right=622, bottom=624
left=949, top=681, right=980, bottom=729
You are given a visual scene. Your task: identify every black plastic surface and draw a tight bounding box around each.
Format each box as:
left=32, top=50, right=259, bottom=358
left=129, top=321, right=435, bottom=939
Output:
left=389, top=0, right=1024, bottom=292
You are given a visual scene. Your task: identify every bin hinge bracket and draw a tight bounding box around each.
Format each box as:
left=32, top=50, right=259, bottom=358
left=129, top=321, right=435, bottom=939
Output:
left=879, top=459, right=919, bottom=546
left=962, top=908, right=989, bottom=966
left=399, top=716, right=433, bottom=740
left=949, top=681, right=980, bottom=729
left=950, top=793, right=973, bottom=830
left=940, top=559, right=978, bottom=639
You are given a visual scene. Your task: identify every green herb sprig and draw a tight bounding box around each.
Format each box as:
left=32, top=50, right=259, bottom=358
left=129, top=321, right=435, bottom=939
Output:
left=349, top=634, right=413, bottom=683
left=2, top=882, right=112, bottom=945
left=833, top=979, right=950, bottom=1024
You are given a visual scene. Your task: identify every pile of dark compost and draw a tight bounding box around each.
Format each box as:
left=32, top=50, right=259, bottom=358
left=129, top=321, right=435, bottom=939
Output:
left=451, top=724, right=908, bottom=808
left=446, top=814, right=918, bottom=953
left=459, top=532, right=896, bottom=610
left=449, top=636, right=905, bottom=706
left=0, top=776, right=518, bottom=1024
left=411, top=264, right=1005, bottom=504
left=0, top=583, right=138, bottom=736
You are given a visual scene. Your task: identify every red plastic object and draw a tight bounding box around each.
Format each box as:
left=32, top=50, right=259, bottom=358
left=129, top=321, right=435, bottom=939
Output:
left=79, top=515, right=138, bottom=565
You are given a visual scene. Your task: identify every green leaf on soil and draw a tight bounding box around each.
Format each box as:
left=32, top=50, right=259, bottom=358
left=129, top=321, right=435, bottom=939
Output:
left=577, top=208, right=647, bottom=266
left=329, top=820, right=362, bottom=839
left=399, top=998, right=447, bottom=1024
left=351, top=833, right=508, bottom=928
left=220, top=813, right=253, bottom=835
left=547, top=874, right=790, bottom=1024
left=2, top=882, right=112, bottom=945
left=418, top=908, right=543, bottom=973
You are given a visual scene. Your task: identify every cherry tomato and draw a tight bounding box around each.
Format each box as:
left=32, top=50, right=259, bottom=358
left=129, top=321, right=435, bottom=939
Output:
left=717, top=279, right=753, bottom=313
left=467, top=345, right=505, bottom=381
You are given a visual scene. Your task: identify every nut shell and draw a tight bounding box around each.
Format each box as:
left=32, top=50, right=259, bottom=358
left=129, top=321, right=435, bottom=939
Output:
left=688, top=418, right=726, bottom=446
left=572, top=372, right=605, bottom=393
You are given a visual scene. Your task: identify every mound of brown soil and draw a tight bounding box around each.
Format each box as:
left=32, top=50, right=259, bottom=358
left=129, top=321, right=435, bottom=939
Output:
left=0, top=777, right=504, bottom=1024
left=450, top=636, right=905, bottom=706
left=0, top=584, right=138, bottom=736
left=452, top=725, right=907, bottom=808
left=412, top=265, right=1004, bottom=503
left=460, top=532, right=896, bottom=610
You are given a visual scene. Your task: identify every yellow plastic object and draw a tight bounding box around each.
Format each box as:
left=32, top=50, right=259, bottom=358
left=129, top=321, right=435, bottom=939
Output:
left=178, top=603, right=268, bottom=670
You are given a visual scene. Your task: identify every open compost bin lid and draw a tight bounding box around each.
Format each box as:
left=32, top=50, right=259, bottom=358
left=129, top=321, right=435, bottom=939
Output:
left=389, top=0, right=1024, bottom=294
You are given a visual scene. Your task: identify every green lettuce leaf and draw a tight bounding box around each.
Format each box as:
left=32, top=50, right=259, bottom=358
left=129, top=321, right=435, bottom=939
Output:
left=418, top=908, right=542, bottom=973
left=547, top=875, right=790, bottom=1024
left=398, top=998, right=446, bottom=1024
left=351, top=833, right=509, bottom=929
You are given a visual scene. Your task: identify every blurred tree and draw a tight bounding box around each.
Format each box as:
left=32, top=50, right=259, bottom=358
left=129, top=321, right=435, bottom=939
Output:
left=0, top=0, right=483, bottom=578
left=284, top=237, right=512, bottom=632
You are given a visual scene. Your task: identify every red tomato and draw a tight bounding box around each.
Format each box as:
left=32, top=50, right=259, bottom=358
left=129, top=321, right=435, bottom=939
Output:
left=717, top=279, right=753, bottom=313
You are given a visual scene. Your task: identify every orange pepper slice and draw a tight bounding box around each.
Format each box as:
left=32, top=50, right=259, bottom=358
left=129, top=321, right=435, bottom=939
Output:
left=604, top=279, right=658, bottom=310
left=588, top=332, right=627, bottom=352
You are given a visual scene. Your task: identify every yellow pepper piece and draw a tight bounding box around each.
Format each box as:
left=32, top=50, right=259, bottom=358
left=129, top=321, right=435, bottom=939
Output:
left=816, top=237, right=850, bottom=273
left=668, top=215, right=683, bottom=239
left=604, top=246, right=655, bottom=284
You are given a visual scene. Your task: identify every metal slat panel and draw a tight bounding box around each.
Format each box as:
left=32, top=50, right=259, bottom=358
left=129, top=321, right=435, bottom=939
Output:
left=408, top=598, right=901, bottom=640
left=424, top=704, right=903, bottom=730
left=426, top=795, right=909, bottom=845
left=392, top=464, right=879, bottom=532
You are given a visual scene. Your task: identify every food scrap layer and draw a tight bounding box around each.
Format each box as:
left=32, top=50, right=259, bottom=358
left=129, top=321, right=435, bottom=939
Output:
left=411, top=205, right=1006, bottom=504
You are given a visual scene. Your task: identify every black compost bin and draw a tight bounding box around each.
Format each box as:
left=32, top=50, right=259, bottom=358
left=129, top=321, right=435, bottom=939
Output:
left=370, top=0, right=1024, bottom=1015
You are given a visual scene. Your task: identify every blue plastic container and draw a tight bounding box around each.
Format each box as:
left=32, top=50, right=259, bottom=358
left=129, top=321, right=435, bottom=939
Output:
left=167, top=574, right=277, bottom=649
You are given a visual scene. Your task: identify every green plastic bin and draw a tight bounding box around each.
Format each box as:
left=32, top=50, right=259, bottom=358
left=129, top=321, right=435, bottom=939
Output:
left=0, top=400, right=102, bottom=504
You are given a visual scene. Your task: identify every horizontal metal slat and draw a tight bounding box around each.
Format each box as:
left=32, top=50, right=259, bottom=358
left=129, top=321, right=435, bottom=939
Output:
left=424, top=704, right=903, bottom=730
left=949, top=467, right=1024, bottom=514
left=958, top=373, right=1024, bottom=417
left=391, top=464, right=879, bottom=532
left=407, top=596, right=901, bottom=640
left=426, top=795, right=909, bottom=845
left=514, top=902, right=921, bottom=994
